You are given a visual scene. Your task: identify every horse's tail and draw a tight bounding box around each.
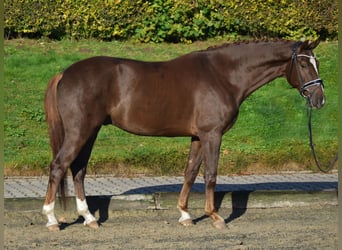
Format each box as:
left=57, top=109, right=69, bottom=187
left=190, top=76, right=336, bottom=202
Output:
left=44, top=72, right=68, bottom=210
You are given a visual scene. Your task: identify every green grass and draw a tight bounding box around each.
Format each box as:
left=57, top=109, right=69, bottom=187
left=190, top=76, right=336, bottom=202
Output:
left=4, top=39, right=338, bottom=176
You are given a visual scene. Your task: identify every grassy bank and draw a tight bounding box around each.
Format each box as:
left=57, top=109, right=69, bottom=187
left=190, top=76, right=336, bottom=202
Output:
left=4, top=39, right=338, bottom=176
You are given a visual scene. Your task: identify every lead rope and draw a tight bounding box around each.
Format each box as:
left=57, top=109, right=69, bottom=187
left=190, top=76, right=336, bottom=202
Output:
left=306, top=106, right=338, bottom=173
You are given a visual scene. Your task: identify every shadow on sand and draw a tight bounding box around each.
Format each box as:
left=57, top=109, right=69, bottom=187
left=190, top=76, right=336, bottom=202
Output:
left=59, top=180, right=336, bottom=229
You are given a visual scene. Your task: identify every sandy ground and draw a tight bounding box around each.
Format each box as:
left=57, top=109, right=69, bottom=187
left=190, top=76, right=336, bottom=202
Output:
left=4, top=196, right=338, bottom=249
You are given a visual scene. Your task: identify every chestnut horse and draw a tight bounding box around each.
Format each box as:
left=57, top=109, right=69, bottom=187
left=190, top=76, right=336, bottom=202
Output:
left=43, top=40, right=324, bottom=231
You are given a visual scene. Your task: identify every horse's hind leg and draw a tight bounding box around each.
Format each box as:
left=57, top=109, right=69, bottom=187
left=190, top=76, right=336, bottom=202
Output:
left=70, top=130, right=100, bottom=228
left=43, top=141, right=83, bottom=231
left=178, top=137, right=202, bottom=226
left=43, top=172, right=62, bottom=231
left=43, top=136, right=88, bottom=231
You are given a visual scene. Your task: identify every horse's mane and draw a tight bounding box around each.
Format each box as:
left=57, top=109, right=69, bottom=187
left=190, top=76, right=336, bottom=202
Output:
left=205, top=38, right=292, bottom=51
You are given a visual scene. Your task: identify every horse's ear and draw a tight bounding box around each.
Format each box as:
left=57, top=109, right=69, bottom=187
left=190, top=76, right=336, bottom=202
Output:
left=300, top=40, right=310, bottom=50
left=302, top=39, right=320, bottom=50
left=307, top=39, right=320, bottom=50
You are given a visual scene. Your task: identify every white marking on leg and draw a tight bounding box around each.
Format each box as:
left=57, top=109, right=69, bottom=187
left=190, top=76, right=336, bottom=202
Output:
left=42, top=201, right=58, bottom=227
left=76, top=198, right=97, bottom=225
left=178, top=209, right=192, bottom=223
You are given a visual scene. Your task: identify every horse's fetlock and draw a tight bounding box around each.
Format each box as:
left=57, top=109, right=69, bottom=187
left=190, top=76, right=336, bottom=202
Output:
left=76, top=198, right=97, bottom=224
left=178, top=209, right=192, bottom=223
left=43, top=202, right=59, bottom=227
left=43, top=201, right=55, bottom=214
left=76, top=198, right=89, bottom=214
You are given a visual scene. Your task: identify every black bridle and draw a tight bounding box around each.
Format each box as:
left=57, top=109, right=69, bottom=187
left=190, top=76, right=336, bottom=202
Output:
left=291, top=42, right=337, bottom=173
left=290, top=41, right=324, bottom=99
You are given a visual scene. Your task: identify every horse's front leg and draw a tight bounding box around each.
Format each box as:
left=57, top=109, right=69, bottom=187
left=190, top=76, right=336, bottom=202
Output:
left=202, top=132, right=226, bottom=229
left=178, top=137, right=202, bottom=226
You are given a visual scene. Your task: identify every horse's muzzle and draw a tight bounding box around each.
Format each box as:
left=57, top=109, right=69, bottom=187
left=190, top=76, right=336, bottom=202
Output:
left=306, top=91, right=325, bottom=109
left=301, top=79, right=325, bottom=109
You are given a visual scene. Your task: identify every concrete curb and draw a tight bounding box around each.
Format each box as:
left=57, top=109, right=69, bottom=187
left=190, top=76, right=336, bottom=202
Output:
left=4, top=173, right=338, bottom=213
left=5, top=190, right=337, bottom=214
left=4, top=173, right=338, bottom=198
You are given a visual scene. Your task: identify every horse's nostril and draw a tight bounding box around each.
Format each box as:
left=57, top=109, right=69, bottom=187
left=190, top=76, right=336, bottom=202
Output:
left=315, top=100, right=325, bottom=109
left=317, top=97, right=325, bottom=109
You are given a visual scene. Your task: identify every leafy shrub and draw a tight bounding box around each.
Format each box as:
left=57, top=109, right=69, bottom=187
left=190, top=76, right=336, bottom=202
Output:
left=4, top=0, right=338, bottom=42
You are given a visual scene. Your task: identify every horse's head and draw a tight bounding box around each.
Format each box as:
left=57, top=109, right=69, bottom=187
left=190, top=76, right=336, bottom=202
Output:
left=286, top=40, right=325, bottom=109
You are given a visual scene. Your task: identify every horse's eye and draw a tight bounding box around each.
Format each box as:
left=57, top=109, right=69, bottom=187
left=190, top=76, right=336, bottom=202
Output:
left=301, top=63, right=307, bottom=69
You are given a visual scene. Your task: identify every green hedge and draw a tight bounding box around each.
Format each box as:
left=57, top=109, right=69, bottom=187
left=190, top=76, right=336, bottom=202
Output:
left=4, top=0, right=338, bottom=42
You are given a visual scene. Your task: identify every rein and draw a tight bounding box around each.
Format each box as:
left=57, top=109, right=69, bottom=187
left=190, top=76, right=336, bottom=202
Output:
left=291, top=42, right=337, bottom=172
left=306, top=106, right=338, bottom=173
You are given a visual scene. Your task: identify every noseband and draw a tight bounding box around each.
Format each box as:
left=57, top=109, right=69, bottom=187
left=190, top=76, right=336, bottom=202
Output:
left=290, top=42, right=324, bottom=98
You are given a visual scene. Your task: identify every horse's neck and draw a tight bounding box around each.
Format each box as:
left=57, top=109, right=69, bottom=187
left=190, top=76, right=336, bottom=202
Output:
left=238, top=57, right=288, bottom=98
left=218, top=42, right=294, bottom=101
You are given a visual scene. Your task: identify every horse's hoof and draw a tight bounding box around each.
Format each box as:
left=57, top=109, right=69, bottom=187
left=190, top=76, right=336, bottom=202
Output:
left=179, top=218, right=194, bottom=226
left=47, top=224, right=60, bottom=232
left=86, top=221, right=99, bottom=229
left=212, top=220, right=226, bottom=230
